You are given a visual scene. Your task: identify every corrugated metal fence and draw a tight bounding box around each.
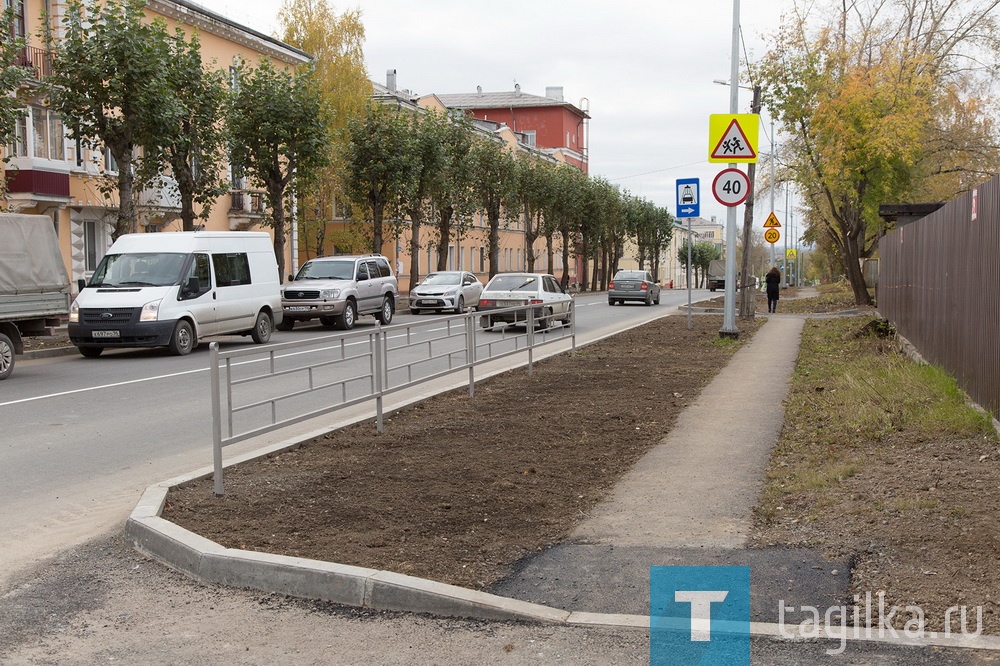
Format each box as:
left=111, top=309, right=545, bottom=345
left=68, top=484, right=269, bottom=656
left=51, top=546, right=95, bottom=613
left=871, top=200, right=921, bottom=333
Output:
left=878, top=174, right=1000, bottom=418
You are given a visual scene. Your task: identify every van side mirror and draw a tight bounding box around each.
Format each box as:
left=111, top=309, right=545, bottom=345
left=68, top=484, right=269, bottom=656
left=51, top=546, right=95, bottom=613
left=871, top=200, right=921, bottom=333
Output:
left=183, top=276, right=201, bottom=296
left=77, top=277, right=87, bottom=292
left=287, top=274, right=294, bottom=283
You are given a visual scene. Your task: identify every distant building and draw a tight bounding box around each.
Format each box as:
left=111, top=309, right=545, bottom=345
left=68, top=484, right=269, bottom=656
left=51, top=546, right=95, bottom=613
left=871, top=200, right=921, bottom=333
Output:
left=434, top=85, right=590, bottom=174
left=686, top=216, right=726, bottom=255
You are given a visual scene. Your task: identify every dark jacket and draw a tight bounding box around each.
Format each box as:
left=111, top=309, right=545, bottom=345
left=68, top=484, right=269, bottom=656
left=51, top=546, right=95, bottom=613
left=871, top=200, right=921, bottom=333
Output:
left=765, top=273, right=780, bottom=297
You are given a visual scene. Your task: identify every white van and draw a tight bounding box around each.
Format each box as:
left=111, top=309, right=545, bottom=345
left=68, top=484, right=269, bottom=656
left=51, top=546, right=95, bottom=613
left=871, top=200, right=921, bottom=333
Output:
left=69, top=232, right=282, bottom=357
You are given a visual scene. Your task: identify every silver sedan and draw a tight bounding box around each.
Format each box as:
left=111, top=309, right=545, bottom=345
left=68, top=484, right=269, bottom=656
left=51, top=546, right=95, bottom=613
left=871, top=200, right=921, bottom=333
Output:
left=409, top=271, right=484, bottom=314
left=608, top=269, right=661, bottom=306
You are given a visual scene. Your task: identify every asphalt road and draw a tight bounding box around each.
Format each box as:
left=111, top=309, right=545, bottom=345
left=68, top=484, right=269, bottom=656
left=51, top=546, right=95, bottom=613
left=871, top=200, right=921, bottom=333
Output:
left=0, top=289, right=705, bottom=587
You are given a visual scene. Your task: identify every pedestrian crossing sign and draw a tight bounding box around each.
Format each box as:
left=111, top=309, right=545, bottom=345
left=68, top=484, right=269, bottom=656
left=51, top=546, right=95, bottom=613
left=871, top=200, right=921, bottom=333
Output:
left=709, top=114, right=759, bottom=163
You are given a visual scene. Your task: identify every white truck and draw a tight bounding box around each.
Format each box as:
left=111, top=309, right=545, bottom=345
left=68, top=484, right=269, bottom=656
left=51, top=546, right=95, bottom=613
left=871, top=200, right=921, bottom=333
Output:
left=707, top=259, right=726, bottom=292
left=0, top=214, right=72, bottom=379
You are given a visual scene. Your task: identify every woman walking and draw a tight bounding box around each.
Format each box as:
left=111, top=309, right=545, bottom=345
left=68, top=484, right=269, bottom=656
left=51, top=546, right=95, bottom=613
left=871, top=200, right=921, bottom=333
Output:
left=765, top=267, right=781, bottom=313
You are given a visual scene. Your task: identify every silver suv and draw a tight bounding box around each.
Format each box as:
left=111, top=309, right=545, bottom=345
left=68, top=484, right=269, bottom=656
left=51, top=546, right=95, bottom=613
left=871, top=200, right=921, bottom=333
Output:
left=278, top=254, right=398, bottom=330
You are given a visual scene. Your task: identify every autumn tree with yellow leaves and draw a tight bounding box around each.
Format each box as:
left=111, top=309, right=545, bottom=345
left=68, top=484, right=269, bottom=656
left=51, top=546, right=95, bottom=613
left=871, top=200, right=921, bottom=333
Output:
left=278, top=0, right=370, bottom=258
left=756, top=0, right=1000, bottom=305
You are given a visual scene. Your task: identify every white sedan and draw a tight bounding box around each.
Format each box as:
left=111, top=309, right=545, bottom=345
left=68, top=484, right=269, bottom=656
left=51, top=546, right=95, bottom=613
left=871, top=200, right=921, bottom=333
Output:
left=475, top=272, right=573, bottom=330
left=409, top=271, right=483, bottom=314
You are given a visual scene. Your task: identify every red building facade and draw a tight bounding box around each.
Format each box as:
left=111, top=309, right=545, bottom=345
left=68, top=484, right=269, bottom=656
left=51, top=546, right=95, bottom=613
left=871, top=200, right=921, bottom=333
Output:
left=436, top=86, right=589, bottom=174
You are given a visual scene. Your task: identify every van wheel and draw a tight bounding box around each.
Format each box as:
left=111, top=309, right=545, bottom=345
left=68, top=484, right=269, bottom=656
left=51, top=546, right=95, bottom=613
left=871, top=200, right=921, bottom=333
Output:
left=336, top=301, right=357, bottom=330
left=0, top=332, right=14, bottom=379
left=375, top=296, right=394, bottom=324
left=276, top=318, right=294, bottom=331
left=251, top=311, right=273, bottom=344
left=168, top=320, right=195, bottom=356
left=78, top=346, right=104, bottom=358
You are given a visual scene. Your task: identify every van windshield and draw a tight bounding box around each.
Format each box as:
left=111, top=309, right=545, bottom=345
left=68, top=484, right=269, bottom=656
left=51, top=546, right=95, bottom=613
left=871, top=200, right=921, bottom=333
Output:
left=91, top=253, right=188, bottom=288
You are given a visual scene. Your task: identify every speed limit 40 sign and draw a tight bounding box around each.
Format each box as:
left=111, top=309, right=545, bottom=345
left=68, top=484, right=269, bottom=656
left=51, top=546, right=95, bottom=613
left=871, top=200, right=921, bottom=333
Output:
left=712, top=168, right=751, bottom=207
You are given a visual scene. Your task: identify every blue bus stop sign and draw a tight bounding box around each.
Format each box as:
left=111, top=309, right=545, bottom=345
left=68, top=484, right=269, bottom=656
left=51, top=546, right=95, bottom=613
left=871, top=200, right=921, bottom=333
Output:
left=676, top=178, right=700, bottom=218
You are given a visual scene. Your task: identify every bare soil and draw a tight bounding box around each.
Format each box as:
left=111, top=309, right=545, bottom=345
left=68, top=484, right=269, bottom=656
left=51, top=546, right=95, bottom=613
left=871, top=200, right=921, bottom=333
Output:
left=164, top=315, right=759, bottom=590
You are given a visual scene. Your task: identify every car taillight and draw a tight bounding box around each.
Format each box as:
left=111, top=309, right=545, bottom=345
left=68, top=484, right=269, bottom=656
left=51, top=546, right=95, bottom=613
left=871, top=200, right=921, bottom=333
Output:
left=609, top=281, right=615, bottom=289
left=641, top=282, right=649, bottom=290
left=480, top=299, right=495, bottom=306
left=529, top=299, right=543, bottom=305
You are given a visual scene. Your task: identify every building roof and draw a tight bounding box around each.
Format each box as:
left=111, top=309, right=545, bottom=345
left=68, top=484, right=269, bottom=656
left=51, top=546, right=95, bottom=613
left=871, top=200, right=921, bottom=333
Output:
left=436, top=89, right=589, bottom=118
left=153, top=0, right=311, bottom=64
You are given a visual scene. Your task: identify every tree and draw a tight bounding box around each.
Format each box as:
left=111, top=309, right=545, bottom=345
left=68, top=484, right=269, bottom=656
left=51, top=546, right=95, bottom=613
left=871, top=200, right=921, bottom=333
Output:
left=45, top=0, right=175, bottom=239
left=514, top=156, right=557, bottom=274
left=467, top=136, right=517, bottom=278
left=279, top=0, right=369, bottom=258
left=342, top=103, right=412, bottom=256
left=429, top=114, right=477, bottom=273
left=229, top=59, right=330, bottom=279
left=154, top=30, right=229, bottom=231
left=756, top=0, right=1000, bottom=305
left=0, top=7, right=28, bottom=177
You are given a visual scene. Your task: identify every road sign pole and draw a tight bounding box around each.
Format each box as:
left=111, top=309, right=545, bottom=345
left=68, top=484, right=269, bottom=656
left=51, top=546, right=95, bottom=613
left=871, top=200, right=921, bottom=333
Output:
left=687, top=217, right=693, bottom=330
left=721, top=0, right=740, bottom=338
left=769, top=118, right=775, bottom=269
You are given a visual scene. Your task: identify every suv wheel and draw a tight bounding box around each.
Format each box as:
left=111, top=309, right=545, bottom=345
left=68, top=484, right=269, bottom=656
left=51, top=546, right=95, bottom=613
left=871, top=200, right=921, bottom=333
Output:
left=375, top=296, right=394, bottom=325
left=336, top=300, right=357, bottom=330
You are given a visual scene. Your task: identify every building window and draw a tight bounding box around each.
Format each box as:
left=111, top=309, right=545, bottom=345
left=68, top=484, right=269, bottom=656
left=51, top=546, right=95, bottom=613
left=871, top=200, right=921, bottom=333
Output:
left=27, top=107, right=66, bottom=161
left=104, top=147, right=118, bottom=174
left=9, top=114, right=27, bottom=157
left=522, top=130, right=536, bottom=147
left=83, top=220, right=105, bottom=272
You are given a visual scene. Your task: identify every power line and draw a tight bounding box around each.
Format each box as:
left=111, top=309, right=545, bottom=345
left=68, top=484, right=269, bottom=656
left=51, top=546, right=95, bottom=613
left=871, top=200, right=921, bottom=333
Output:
left=607, top=160, right=706, bottom=182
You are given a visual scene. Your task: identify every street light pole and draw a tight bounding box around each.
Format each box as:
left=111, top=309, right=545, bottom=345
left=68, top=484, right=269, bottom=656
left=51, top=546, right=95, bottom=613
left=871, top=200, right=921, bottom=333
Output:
left=721, top=0, right=740, bottom=338
left=769, top=119, right=775, bottom=269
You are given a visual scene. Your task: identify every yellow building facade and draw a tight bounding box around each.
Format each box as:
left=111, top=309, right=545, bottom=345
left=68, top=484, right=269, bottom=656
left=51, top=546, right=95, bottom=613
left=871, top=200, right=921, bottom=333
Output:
left=4, top=0, right=309, bottom=290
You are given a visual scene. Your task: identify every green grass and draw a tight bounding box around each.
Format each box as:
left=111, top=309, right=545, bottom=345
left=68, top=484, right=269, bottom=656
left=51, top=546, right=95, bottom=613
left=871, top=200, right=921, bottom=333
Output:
left=755, top=315, right=998, bottom=523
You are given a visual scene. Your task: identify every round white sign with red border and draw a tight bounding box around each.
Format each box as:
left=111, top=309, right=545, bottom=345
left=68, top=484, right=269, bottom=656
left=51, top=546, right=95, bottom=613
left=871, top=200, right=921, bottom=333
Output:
left=712, top=168, right=751, bottom=207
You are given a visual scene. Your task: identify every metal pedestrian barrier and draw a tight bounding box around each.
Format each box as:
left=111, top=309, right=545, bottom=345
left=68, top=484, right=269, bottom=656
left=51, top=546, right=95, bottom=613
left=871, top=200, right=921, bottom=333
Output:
left=209, top=303, right=575, bottom=495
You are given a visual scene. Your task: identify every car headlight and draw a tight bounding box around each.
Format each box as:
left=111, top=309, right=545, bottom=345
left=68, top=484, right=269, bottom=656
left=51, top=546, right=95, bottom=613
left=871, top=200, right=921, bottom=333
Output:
left=320, top=288, right=341, bottom=300
left=69, top=300, right=79, bottom=323
left=140, top=299, right=162, bottom=322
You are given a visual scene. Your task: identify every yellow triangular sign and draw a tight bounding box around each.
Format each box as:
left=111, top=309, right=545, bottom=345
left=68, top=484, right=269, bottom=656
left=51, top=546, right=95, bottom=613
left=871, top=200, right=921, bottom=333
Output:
left=763, top=212, right=781, bottom=228
left=710, top=118, right=757, bottom=161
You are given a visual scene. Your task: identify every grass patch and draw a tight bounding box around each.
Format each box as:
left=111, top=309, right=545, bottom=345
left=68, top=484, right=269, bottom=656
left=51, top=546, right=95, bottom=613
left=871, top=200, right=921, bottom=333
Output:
left=755, top=315, right=997, bottom=524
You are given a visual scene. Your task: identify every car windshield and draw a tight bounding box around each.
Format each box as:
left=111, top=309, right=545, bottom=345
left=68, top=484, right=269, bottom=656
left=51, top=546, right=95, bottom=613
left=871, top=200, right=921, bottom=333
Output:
left=421, top=273, right=461, bottom=286
left=90, top=252, right=187, bottom=288
left=296, top=259, right=355, bottom=280
left=486, top=275, right=539, bottom=292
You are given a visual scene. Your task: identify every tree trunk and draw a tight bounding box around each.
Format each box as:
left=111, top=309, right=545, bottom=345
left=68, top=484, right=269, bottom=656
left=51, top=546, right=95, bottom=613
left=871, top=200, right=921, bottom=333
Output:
left=739, top=86, right=761, bottom=321
left=488, top=208, right=500, bottom=278
left=114, top=147, right=137, bottom=240
left=408, top=207, right=423, bottom=289
left=560, top=228, right=571, bottom=290
left=436, top=206, right=453, bottom=271
left=268, top=181, right=287, bottom=281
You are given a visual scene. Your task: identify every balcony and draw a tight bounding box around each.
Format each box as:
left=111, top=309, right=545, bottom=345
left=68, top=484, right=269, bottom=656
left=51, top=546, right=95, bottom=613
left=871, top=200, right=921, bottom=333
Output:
left=15, top=46, right=52, bottom=81
left=4, top=167, right=71, bottom=211
left=228, top=188, right=268, bottom=230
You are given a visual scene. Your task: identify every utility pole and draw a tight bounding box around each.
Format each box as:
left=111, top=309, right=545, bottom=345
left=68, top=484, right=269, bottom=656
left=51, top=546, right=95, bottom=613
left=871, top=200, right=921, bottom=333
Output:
left=738, top=85, right=761, bottom=320
left=769, top=118, right=775, bottom=268
left=720, top=0, right=741, bottom=338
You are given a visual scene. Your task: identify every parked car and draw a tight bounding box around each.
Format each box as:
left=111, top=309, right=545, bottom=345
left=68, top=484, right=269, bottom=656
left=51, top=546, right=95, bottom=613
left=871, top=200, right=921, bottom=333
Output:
left=608, top=269, right=661, bottom=306
left=279, top=254, right=398, bottom=331
left=409, top=271, right=483, bottom=314
left=476, top=272, right=572, bottom=330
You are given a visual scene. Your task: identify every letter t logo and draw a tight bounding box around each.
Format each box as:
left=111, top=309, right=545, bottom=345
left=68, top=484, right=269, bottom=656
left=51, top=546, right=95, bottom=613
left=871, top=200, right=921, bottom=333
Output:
left=675, top=590, right=729, bottom=641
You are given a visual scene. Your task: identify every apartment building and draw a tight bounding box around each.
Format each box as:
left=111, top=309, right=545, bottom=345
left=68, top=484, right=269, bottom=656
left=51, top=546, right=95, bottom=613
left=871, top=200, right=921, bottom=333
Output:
left=3, top=0, right=309, bottom=288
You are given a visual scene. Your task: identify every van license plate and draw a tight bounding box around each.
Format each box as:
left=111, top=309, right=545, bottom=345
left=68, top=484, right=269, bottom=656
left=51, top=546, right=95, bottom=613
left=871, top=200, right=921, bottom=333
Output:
left=287, top=306, right=310, bottom=312
left=93, top=330, right=120, bottom=338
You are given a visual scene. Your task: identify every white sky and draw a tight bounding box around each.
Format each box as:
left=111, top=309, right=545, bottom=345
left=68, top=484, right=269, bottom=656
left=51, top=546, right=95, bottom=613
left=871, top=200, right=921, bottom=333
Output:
left=193, top=0, right=802, bottom=232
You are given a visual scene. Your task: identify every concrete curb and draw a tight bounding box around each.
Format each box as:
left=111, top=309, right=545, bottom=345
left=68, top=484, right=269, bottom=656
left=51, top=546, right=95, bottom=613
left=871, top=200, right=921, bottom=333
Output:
left=123, top=307, right=1000, bottom=652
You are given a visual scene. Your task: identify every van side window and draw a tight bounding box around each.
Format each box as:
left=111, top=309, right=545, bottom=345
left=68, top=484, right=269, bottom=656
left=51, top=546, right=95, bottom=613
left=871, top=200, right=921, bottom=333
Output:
left=180, top=253, right=212, bottom=299
left=212, top=252, right=251, bottom=287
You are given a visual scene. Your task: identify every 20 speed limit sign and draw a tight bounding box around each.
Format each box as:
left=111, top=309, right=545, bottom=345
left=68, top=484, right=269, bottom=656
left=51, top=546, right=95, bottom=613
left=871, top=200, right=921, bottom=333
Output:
left=712, top=168, right=751, bottom=207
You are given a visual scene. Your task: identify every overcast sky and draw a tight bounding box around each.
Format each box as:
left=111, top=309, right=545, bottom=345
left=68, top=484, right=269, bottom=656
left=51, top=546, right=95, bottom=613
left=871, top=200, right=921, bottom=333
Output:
left=193, top=0, right=802, bottom=232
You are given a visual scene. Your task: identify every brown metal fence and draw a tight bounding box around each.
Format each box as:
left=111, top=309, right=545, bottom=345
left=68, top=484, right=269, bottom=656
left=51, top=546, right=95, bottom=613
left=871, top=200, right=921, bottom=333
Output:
left=878, top=174, right=1000, bottom=418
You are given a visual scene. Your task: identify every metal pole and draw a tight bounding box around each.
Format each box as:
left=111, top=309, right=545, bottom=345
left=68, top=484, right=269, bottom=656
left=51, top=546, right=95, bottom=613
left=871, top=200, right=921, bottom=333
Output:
left=721, top=0, right=741, bottom=338
left=784, top=184, right=789, bottom=286
left=210, top=342, right=224, bottom=497
left=686, top=219, right=693, bottom=329
left=769, top=118, right=775, bottom=269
